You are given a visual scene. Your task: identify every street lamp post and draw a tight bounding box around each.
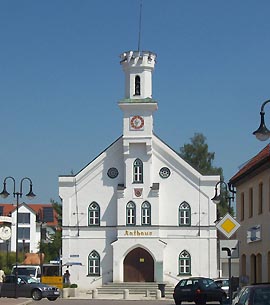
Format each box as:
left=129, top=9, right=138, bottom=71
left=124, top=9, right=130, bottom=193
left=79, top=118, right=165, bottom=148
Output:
left=253, top=99, right=270, bottom=141
left=36, top=209, right=45, bottom=279
left=6, top=239, right=9, bottom=266
left=222, top=247, right=236, bottom=304
left=0, top=176, right=36, bottom=298
left=212, top=180, right=235, bottom=214
left=212, top=180, right=236, bottom=305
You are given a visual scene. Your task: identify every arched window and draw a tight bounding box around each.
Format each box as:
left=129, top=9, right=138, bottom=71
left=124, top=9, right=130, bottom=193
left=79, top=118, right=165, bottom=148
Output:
left=133, top=158, right=143, bottom=183
left=135, top=75, right=140, bottom=95
left=141, top=201, right=151, bottom=225
left=179, top=250, right=191, bottom=275
left=126, top=201, right=136, bottom=225
left=179, top=201, right=191, bottom=226
left=88, top=202, right=100, bottom=226
left=241, top=254, right=246, bottom=278
left=88, top=250, right=100, bottom=276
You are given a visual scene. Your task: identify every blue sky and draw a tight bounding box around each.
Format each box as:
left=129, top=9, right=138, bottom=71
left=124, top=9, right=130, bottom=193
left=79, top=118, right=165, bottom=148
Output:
left=1, top=1, right=270, bottom=204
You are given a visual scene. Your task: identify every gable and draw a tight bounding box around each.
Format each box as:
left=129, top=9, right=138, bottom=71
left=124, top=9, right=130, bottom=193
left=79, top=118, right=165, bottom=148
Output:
left=152, top=134, right=219, bottom=189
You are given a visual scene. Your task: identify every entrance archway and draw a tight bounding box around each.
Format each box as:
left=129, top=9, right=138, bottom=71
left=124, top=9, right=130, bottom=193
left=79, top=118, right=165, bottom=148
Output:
left=124, top=247, right=154, bottom=282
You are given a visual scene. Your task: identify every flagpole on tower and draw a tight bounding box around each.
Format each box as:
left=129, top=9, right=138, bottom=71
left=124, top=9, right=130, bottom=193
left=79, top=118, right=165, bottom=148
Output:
left=137, top=0, right=142, bottom=52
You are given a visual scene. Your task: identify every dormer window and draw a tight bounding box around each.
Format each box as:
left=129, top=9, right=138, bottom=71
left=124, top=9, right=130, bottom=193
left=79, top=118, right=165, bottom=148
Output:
left=133, top=158, right=143, bottom=183
left=135, top=75, right=140, bottom=96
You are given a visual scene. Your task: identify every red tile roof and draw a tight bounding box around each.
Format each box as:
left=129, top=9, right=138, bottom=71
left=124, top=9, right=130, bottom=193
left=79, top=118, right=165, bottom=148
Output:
left=230, top=144, right=270, bottom=184
left=0, top=203, right=59, bottom=226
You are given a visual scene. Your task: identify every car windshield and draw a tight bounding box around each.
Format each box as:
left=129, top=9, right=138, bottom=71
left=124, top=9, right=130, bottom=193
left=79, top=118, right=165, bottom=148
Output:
left=201, top=278, right=216, bottom=288
left=20, top=276, right=39, bottom=284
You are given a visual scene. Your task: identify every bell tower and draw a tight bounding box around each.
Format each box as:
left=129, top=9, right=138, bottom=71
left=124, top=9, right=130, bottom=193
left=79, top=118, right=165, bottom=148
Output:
left=120, top=50, right=156, bottom=99
left=118, top=50, right=158, bottom=155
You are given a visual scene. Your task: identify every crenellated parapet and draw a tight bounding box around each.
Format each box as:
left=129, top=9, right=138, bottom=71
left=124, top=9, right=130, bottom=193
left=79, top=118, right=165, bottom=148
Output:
left=120, top=50, right=156, bottom=69
left=119, top=50, right=157, bottom=100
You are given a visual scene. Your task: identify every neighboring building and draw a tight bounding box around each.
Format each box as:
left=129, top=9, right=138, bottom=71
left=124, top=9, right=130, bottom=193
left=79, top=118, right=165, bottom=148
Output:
left=59, top=50, right=220, bottom=290
left=0, top=203, right=58, bottom=254
left=230, top=144, right=270, bottom=285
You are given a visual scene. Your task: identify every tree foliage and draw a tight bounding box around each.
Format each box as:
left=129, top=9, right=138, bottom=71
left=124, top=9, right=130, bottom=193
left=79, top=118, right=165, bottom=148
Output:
left=179, top=133, right=223, bottom=176
left=179, top=132, right=232, bottom=217
left=40, top=199, right=62, bottom=263
left=0, top=251, right=24, bottom=275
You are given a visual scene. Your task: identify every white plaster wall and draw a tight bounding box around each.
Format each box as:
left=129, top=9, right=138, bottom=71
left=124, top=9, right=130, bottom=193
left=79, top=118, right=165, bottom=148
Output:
left=120, top=104, right=157, bottom=139
left=121, top=51, right=156, bottom=99
left=9, top=205, right=39, bottom=253
left=60, top=134, right=219, bottom=290
left=60, top=138, right=124, bottom=229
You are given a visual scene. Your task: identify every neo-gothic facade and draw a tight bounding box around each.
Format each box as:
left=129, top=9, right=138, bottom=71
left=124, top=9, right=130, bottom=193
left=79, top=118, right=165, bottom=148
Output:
left=59, top=50, right=220, bottom=290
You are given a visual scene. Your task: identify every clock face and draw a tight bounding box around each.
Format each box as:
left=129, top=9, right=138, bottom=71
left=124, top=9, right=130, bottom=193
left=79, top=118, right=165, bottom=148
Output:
left=0, top=225, right=11, bottom=240
left=130, top=115, right=144, bottom=130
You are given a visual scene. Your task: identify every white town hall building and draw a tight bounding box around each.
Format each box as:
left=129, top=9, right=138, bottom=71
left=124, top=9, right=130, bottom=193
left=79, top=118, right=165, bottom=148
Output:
left=59, top=50, right=220, bottom=290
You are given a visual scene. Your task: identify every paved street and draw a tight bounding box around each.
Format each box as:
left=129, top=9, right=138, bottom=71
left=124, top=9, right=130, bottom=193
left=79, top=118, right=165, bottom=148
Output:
left=30, top=300, right=174, bottom=305
left=2, top=298, right=225, bottom=305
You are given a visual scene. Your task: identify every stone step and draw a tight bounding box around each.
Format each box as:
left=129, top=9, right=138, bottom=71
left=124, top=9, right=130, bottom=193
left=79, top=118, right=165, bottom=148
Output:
left=95, top=282, right=175, bottom=298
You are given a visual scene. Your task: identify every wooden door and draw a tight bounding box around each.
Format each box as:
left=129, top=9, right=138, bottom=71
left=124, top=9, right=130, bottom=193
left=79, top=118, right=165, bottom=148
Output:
left=124, top=247, right=154, bottom=282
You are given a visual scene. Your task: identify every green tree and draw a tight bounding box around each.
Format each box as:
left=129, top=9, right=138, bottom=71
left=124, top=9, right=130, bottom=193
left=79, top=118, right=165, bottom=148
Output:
left=40, top=199, right=62, bottom=263
left=179, top=132, right=232, bottom=217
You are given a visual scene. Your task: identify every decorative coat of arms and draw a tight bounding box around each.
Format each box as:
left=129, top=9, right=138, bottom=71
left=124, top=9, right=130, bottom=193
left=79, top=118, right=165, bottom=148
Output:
left=134, top=188, right=143, bottom=198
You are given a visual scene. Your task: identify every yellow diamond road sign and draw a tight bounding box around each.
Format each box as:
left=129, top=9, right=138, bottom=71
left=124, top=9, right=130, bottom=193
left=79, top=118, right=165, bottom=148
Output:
left=216, top=213, right=240, bottom=238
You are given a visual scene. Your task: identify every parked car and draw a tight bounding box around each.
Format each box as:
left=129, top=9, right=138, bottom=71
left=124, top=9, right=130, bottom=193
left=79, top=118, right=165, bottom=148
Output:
left=173, top=276, right=227, bottom=305
left=215, top=278, right=229, bottom=298
left=232, top=283, right=270, bottom=305
left=0, top=275, right=60, bottom=301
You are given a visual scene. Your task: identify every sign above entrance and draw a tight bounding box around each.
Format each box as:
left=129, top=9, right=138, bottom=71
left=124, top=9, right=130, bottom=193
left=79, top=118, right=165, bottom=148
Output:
left=124, top=230, right=153, bottom=236
left=216, top=213, right=240, bottom=238
left=118, top=228, right=158, bottom=238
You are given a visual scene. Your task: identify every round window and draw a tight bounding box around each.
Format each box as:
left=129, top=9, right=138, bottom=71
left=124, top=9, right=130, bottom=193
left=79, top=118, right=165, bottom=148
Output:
left=107, top=167, right=119, bottom=179
left=159, top=167, right=171, bottom=178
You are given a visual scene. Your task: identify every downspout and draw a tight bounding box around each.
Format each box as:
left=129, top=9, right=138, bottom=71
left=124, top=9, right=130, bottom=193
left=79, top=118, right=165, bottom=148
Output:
left=74, top=177, right=80, bottom=236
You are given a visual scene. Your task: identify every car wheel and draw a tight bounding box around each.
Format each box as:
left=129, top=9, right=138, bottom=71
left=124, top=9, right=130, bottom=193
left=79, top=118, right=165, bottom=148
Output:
left=31, top=289, right=42, bottom=301
left=47, top=297, right=58, bottom=301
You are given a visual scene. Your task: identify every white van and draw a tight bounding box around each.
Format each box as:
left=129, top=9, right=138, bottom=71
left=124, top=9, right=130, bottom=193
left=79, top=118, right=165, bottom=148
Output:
left=11, top=265, right=41, bottom=281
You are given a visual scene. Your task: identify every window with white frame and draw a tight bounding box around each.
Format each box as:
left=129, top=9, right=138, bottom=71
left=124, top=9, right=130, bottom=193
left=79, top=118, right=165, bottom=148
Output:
left=179, top=201, right=191, bottom=226
left=133, top=159, right=143, bottom=183
left=126, top=201, right=136, bottom=225
left=88, top=250, right=100, bottom=276
left=18, top=227, right=30, bottom=239
left=18, top=213, right=30, bottom=224
left=88, top=202, right=100, bottom=226
left=141, top=201, right=151, bottom=225
left=179, top=250, right=191, bottom=275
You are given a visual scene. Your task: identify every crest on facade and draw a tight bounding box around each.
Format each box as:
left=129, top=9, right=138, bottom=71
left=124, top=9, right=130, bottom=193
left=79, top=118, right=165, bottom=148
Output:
left=134, top=188, right=143, bottom=198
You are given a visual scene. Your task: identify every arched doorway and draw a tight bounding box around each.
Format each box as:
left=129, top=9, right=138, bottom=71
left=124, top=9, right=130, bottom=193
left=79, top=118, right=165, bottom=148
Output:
left=124, top=247, right=154, bottom=282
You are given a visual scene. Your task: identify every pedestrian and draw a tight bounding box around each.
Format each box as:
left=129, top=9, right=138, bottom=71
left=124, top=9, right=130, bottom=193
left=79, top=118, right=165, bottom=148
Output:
left=0, top=267, right=5, bottom=283
left=63, top=269, right=70, bottom=285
